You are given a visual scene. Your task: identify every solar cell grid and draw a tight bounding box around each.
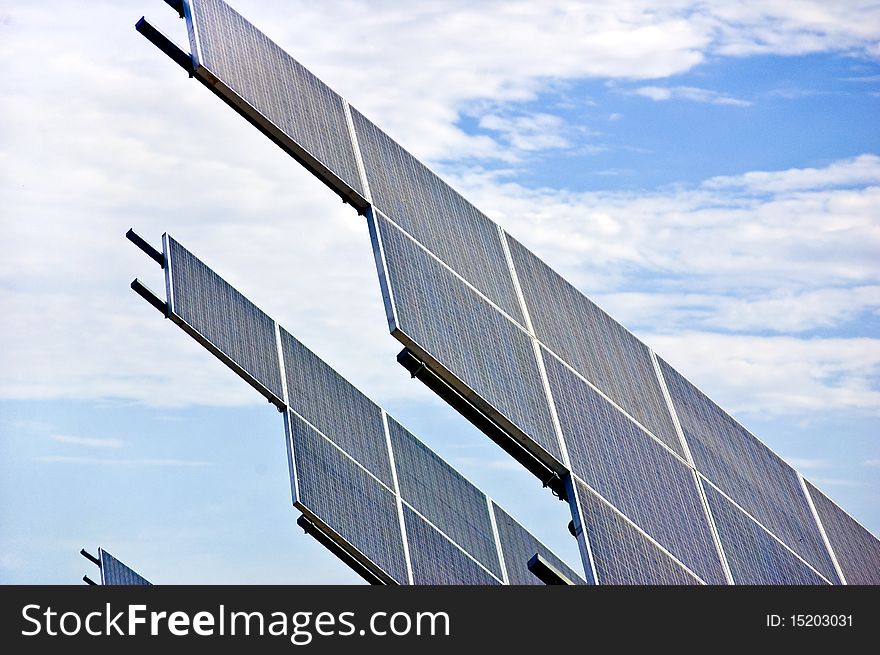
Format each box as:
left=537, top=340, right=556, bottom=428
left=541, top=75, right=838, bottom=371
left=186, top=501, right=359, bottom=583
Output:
left=187, top=0, right=364, bottom=202
left=806, top=481, right=880, bottom=585
left=371, top=211, right=562, bottom=465
left=545, top=350, right=727, bottom=585
left=703, top=482, right=828, bottom=585
left=402, top=506, right=501, bottom=585
left=287, top=411, right=409, bottom=584
left=280, top=329, right=393, bottom=488
left=506, top=233, right=682, bottom=457
left=571, top=480, right=699, bottom=585
left=99, top=549, right=151, bottom=586
left=352, top=109, right=524, bottom=324
left=166, top=236, right=284, bottom=402
left=658, top=358, right=839, bottom=583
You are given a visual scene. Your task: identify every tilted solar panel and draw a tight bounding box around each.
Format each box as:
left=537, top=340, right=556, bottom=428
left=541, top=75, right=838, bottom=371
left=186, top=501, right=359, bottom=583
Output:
left=141, top=232, right=582, bottom=585
left=165, top=235, right=284, bottom=405
left=702, top=482, right=828, bottom=585
left=402, top=506, right=501, bottom=585
left=569, top=480, right=700, bottom=585
left=658, top=358, right=840, bottom=583
left=369, top=211, right=563, bottom=467
left=280, top=328, right=393, bottom=488
left=287, top=411, right=409, bottom=584
left=140, top=0, right=880, bottom=585
left=99, top=549, right=151, bottom=586
left=185, top=0, right=366, bottom=207
left=544, top=350, right=726, bottom=585
left=491, top=503, right=586, bottom=585
left=351, top=109, right=524, bottom=324
left=805, top=480, right=880, bottom=585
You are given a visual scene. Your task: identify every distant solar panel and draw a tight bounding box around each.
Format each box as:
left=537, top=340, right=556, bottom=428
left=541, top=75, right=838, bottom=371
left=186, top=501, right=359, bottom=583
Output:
left=805, top=480, right=880, bottom=585
left=99, top=549, right=151, bottom=586
left=702, top=483, right=828, bottom=585
left=138, top=0, right=880, bottom=585
left=140, top=232, right=582, bottom=585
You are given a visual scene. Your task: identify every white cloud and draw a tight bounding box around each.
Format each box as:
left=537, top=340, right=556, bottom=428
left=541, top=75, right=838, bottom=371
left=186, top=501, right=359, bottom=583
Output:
left=865, top=459, right=880, bottom=467
left=783, top=457, right=831, bottom=470
left=50, top=435, right=124, bottom=449
left=478, top=112, right=571, bottom=153
left=35, top=456, right=210, bottom=467
left=631, top=85, right=752, bottom=106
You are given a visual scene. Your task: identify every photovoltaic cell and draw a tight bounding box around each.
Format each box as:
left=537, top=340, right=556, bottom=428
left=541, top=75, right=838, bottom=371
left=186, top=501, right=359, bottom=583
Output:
left=402, top=505, right=501, bottom=585
left=280, top=329, right=392, bottom=488
left=287, top=411, right=408, bottom=584
left=491, top=502, right=586, bottom=585
left=806, top=481, right=880, bottom=585
left=167, top=237, right=282, bottom=400
left=572, top=480, right=699, bottom=585
left=658, top=358, right=839, bottom=583
left=506, top=233, right=681, bottom=457
left=166, top=236, right=283, bottom=402
left=99, top=549, right=151, bottom=586
left=371, top=212, right=561, bottom=463
left=352, top=109, right=523, bottom=323
left=187, top=0, right=364, bottom=201
left=388, top=417, right=501, bottom=578
left=545, top=351, right=726, bottom=584
left=703, top=483, right=827, bottom=585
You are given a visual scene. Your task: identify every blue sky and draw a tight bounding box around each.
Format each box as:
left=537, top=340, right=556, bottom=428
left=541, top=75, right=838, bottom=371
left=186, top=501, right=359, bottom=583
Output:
left=1, top=0, right=878, bottom=584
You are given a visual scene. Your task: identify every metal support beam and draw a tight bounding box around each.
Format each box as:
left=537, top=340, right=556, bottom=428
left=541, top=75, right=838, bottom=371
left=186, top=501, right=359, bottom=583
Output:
left=135, top=17, right=194, bottom=75
left=527, top=553, right=576, bottom=585
left=131, top=278, right=169, bottom=316
left=296, top=515, right=387, bottom=586
left=397, top=348, right=567, bottom=499
left=126, top=228, right=165, bottom=267
left=80, top=548, right=101, bottom=567
left=163, top=0, right=185, bottom=18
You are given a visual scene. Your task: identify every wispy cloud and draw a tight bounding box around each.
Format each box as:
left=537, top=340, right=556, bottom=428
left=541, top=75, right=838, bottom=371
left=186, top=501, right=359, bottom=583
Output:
left=865, top=459, right=880, bottom=467
left=631, top=85, right=752, bottom=106
left=477, top=112, right=571, bottom=154
left=50, top=434, right=123, bottom=448
left=783, top=457, right=831, bottom=470
left=35, top=456, right=210, bottom=467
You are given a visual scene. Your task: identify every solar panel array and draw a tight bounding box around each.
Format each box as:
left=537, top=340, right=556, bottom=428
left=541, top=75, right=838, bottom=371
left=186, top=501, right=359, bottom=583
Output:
left=160, top=234, right=584, bottom=585
left=155, top=0, right=880, bottom=584
left=99, top=548, right=151, bottom=586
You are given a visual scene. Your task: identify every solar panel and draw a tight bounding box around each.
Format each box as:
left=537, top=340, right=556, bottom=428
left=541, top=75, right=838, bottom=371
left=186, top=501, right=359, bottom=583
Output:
left=99, top=549, right=151, bottom=586
left=287, top=410, right=409, bottom=584
left=507, top=234, right=682, bottom=457
left=570, top=480, right=700, bottom=585
left=702, top=482, right=828, bottom=585
left=388, top=417, right=502, bottom=578
left=402, top=506, right=502, bottom=585
left=544, top=349, right=726, bottom=585
left=279, top=328, right=393, bottom=488
left=369, top=210, right=563, bottom=466
left=141, top=0, right=880, bottom=585
left=351, top=109, right=524, bottom=323
left=805, top=480, right=880, bottom=585
left=165, top=235, right=284, bottom=405
left=141, top=232, right=581, bottom=585
left=185, top=0, right=366, bottom=207
left=658, top=358, right=840, bottom=583
left=491, top=502, right=586, bottom=585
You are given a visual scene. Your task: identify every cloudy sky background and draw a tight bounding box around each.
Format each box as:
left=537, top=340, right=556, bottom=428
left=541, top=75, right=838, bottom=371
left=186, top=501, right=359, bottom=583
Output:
left=1, top=0, right=878, bottom=583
